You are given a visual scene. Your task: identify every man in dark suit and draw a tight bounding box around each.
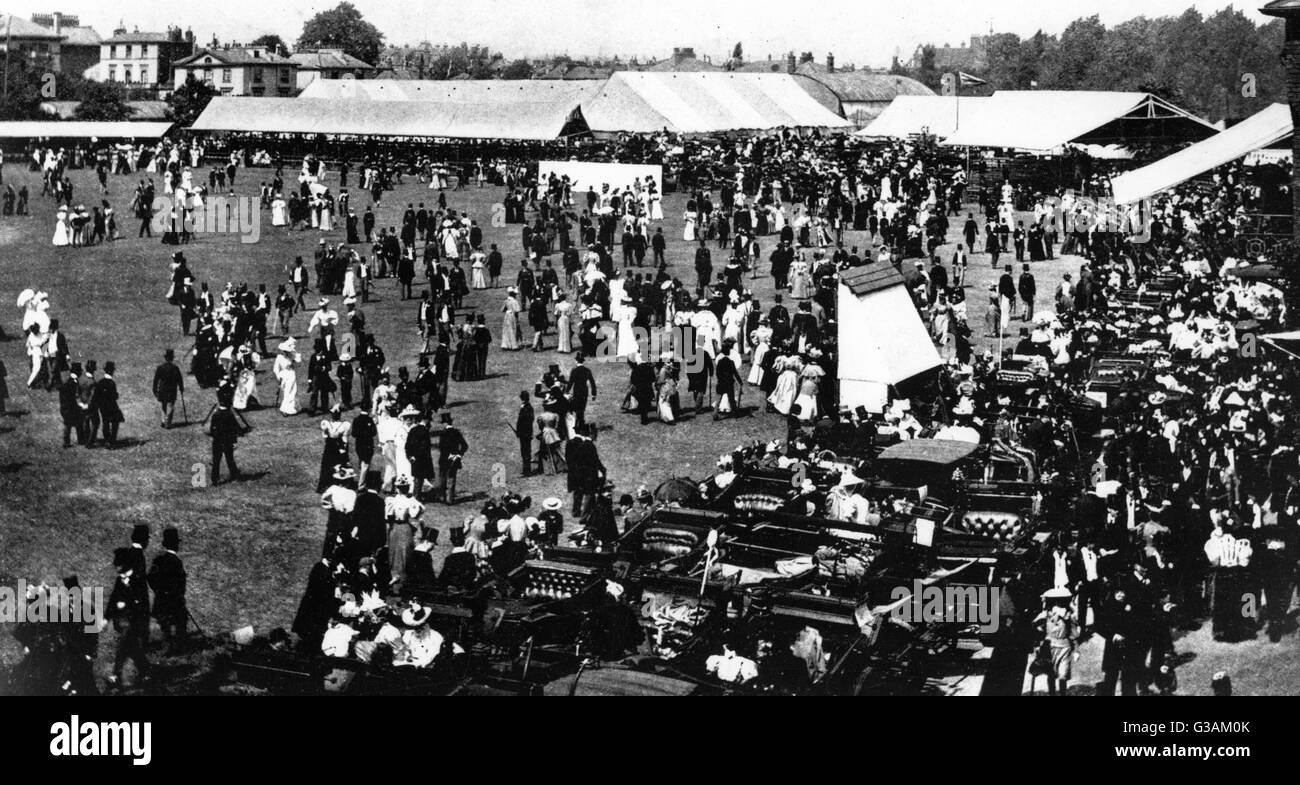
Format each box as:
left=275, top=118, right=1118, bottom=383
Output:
left=207, top=389, right=243, bottom=484
left=963, top=213, right=978, bottom=250
left=94, top=361, right=123, bottom=447
left=567, top=354, right=597, bottom=432
left=79, top=360, right=98, bottom=446
left=998, top=265, right=1017, bottom=321
left=565, top=424, right=606, bottom=517
left=436, top=413, right=469, bottom=504
left=107, top=547, right=152, bottom=689
left=516, top=391, right=535, bottom=476
left=58, top=365, right=81, bottom=447
left=292, top=553, right=338, bottom=654
left=651, top=228, right=666, bottom=266
left=1018, top=264, right=1037, bottom=322
left=152, top=349, right=184, bottom=428
left=405, top=412, right=435, bottom=501
left=147, top=527, right=187, bottom=655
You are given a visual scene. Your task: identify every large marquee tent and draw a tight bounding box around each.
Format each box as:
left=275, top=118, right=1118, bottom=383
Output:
left=855, top=95, right=978, bottom=140
left=578, top=72, right=851, bottom=134
left=0, top=121, right=173, bottom=138
left=836, top=264, right=941, bottom=412
left=1109, top=103, right=1293, bottom=205
left=940, top=91, right=1216, bottom=152
left=299, top=78, right=604, bottom=106
left=191, top=96, right=589, bottom=141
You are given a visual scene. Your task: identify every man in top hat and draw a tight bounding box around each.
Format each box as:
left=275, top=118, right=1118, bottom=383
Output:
left=107, top=547, right=151, bottom=688
left=58, top=363, right=82, bottom=448
left=94, top=361, right=124, bottom=447
left=568, top=353, right=597, bottom=432
left=566, top=423, right=606, bottom=517
left=1018, top=263, right=1036, bottom=322
left=516, top=390, right=535, bottom=477
left=404, top=408, right=435, bottom=500
left=207, top=387, right=244, bottom=484
left=152, top=348, right=185, bottom=428
left=998, top=264, right=1017, bottom=322
left=436, top=413, right=469, bottom=505
left=147, top=528, right=188, bottom=655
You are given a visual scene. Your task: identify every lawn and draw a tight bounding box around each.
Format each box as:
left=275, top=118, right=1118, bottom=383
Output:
left=0, top=156, right=1089, bottom=685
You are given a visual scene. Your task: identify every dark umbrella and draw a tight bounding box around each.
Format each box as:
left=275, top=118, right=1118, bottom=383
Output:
left=654, top=477, right=698, bottom=505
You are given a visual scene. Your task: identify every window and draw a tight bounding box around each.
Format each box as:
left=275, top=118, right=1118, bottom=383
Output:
left=108, top=44, right=116, bottom=58
left=251, top=87, right=265, bottom=96
left=280, top=68, right=290, bottom=83
left=203, top=68, right=213, bottom=84
left=107, top=64, right=116, bottom=81
left=124, top=44, right=132, bottom=58
left=139, top=66, right=149, bottom=84
left=222, top=68, right=232, bottom=84
left=253, top=68, right=264, bottom=83
left=123, top=66, right=132, bottom=83
left=142, top=45, right=151, bottom=59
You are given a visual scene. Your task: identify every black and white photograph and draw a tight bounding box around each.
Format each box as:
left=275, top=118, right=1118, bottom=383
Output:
left=0, top=0, right=1295, bottom=730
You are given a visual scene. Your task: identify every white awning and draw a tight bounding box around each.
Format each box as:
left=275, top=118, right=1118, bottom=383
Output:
left=941, top=91, right=1215, bottom=152
left=855, top=96, right=978, bottom=139
left=0, top=121, right=172, bottom=139
left=1109, top=103, right=1293, bottom=205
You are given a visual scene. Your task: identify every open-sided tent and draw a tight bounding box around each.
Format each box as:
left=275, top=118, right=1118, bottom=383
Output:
left=836, top=265, right=941, bottom=412
left=190, top=96, right=588, bottom=141
left=855, top=95, right=980, bottom=140
left=941, top=91, right=1216, bottom=152
left=0, top=121, right=172, bottom=139
left=581, top=72, right=851, bottom=134
left=1109, top=103, right=1293, bottom=205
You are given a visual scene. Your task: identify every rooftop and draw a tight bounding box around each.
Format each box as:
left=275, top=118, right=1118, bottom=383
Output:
left=290, top=49, right=375, bottom=70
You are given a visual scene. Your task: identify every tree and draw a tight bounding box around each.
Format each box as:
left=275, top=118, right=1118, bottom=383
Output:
left=915, top=45, right=940, bottom=91
left=167, top=74, right=219, bottom=127
left=1039, top=15, right=1106, bottom=88
left=250, top=34, right=289, bottom=56
left=732, top=42, right=743, bottom=61
left=0, top=58, right=50, bottom=120
left=73, top=81, right=133, bottom=121
left=296, top=2, right=384, bottom=66
left=501, top=59, right=534, bottom=80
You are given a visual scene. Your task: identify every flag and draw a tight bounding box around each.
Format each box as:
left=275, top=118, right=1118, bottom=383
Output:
left=959, top=72, right=988, bottom=88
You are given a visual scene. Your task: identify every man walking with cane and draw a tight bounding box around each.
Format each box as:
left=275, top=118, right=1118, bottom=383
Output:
left=152, top=348, right=184, bottom=429
left=206, top=388, right=244, bottom=484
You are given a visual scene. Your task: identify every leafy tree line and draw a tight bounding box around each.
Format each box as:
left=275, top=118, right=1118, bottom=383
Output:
left=893, top=8, right=1287, bottom=123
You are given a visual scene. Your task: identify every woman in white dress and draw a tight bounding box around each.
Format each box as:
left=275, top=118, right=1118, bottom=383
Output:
left=52, top=207, right=71, bottom=246
left=342, top=263, right=358, bottom=301
left=682, top=210, right=697, bottom=242
left=616, top=296, right=638, bottom=358
left=747, top=323, right=772, bottom=385
left=443, top=226, right=460, bottom=260
left=320, top=198, right=333, bottom=232
left=470, top=251, right=488, bottom=289
left=650, top=192, right=664, bottom=221
left=501, top=289, right=522, bottom=350
left=789, top=256, right=812, bottom=299
left=794, top=363, right=823, bottom=422
left=554, top=295, right=573, bottom=354
left=274, top=338, right=301, bottom=415
left=25, top=324, right=48, bottom=387
left=767, top=354, right=801, bottom=416
left=271, top=195, right=288, bottom=227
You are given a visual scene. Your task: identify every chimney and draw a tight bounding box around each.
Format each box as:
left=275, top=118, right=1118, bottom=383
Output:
left=786, top=52, right=796, bottom=74
left=52, top=12, right=62, bottom=35
left=826, top=52, right=834, bottom=73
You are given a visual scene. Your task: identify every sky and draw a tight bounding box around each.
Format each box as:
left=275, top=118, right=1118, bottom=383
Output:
left=8, top=0, right=1281, bottom=68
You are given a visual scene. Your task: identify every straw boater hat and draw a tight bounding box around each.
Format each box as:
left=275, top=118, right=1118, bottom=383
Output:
left=332, top=465, right=357, bottom=482
left=1148, top=391, right=1168, bottom=406
left=318, top=298, right=330, bottom=308
left=401, top=601, right=432, bottom=627
left=278, top=338, right=297, bottom=354
left=398, top=405, right=422, bottom=419
left=542, top=497, right=563, bottom=512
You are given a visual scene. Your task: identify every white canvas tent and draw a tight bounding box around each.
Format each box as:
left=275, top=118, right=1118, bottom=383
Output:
left=855, top=96, right=980, bottom=140
left=941, top=91, right=1216, bottom=152
left=300, top=78, right=604, bottom=106
left=190, top=96, right=587, bottom=140
left=1109, top=103, right=1293, bottom=205
left=581, top=72, right=851, bottom=134
left=836, top=265, right=941, bottom=412
left=0, top=121, right=172, bottom=138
